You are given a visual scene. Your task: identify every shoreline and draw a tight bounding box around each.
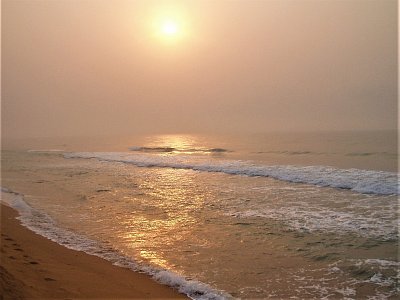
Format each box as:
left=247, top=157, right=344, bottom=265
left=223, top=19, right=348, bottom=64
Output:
left=0, top=203, right=187, bottom=299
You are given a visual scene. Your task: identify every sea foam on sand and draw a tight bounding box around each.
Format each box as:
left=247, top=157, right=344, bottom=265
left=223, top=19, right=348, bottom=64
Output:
left=1, top=187, right=230, bottom=300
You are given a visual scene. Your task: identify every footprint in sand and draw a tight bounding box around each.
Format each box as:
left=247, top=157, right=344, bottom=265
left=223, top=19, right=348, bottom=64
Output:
left=44, top=277, right=56, bottom=281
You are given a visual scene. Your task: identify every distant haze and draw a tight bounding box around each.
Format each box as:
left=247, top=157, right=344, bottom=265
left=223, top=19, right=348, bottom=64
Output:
left=2, top=0, right=397, bottom=138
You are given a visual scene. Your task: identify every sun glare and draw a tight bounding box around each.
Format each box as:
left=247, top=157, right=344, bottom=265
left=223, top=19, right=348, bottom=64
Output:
left=150, top=7, right=190, bottom=45
left=161, top=20, right=178, bottom=36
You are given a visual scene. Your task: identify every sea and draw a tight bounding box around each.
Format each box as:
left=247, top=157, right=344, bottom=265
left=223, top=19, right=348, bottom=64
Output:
left=1, top=130, right=398, bottom=299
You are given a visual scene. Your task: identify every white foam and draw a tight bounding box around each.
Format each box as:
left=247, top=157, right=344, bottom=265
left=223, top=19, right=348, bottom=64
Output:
left=363, top=259, right=400, bottom=268
left=154, top=271, right=226, bottom=300
left=1, top=187, right=32, bottom=213
left=327, top=259, right=400, bottom=298
left=226, top=204, right=398, bottom=240
left=366, top=273, right=396, bottom=288
left=352, top=259, right=400, bottom=269
left=63, top=152, right=399, bottom=195
left=336, top=287, right=356, bottom=297
left=292, top=261, right=399, bottom=300
left=0, top=188, right=231, bottom=300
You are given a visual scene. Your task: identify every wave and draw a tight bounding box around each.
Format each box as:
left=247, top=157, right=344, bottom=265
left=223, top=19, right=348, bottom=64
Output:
left=27, top=149, right=66, bottom=153
left=0, top=188, right=230, bottom=300
left=346, top=152, right=397, bottom=158
left=129, top=146, right=230, bottom=154
left=226, top=204, right=399, bottom=240
left=63, top=152, right=399, bottom=195
left=129, top=147, right=176, bottom=152
left=256, top=150, right=316, bottom=155
left=257, top=150, right=398, bottom=158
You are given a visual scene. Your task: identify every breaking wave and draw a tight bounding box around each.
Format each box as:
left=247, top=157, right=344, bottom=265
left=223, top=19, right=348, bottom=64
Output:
left=63, top=152, right=399, bottom=195
left=129, top=146, right=230, bottom=154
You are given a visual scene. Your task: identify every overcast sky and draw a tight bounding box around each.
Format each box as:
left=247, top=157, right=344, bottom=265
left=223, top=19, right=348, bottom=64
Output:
left=2, top=0, right=397, bottom=138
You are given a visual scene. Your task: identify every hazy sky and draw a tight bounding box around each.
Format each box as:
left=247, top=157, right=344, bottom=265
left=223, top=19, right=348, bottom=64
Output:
left=2, top=0, right=397, bottom=138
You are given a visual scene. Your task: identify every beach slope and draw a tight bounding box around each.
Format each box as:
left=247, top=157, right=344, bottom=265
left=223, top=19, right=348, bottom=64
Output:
left=0, top=204, right=186, bottom=299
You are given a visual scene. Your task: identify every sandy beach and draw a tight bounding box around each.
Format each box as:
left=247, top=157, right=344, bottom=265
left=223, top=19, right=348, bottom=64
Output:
left=0, top=204, right=187, bottom=299
left=2, top=0, right=397, bottom=298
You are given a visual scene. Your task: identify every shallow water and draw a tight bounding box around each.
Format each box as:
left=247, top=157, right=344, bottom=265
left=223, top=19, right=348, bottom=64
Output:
left=1, top=131, right=398, bottom=299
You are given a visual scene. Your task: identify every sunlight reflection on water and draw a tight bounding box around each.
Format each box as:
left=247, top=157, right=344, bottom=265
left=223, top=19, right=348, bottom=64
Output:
left=2, top=131, right=398, bottom=299
left=146, top=134, right=197, bottom=152
left=120, top=167, right=206, bottom=267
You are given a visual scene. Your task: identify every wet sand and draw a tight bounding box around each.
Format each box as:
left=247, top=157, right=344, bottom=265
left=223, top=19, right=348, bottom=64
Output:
left=0, top=204, right=187, bottom=299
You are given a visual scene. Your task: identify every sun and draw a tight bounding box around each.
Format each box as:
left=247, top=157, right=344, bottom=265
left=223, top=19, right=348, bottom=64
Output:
left=150, top=9, right=188, bottom=44
left=161, top=20, right=179, bottom=36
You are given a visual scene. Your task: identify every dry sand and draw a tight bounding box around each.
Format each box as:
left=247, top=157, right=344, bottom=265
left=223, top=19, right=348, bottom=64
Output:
left=0, top=204, right=187, bottom=299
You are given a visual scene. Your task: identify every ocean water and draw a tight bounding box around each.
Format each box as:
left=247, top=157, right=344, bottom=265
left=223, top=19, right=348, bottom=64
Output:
left=1, top=131, right=398, bottom=299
